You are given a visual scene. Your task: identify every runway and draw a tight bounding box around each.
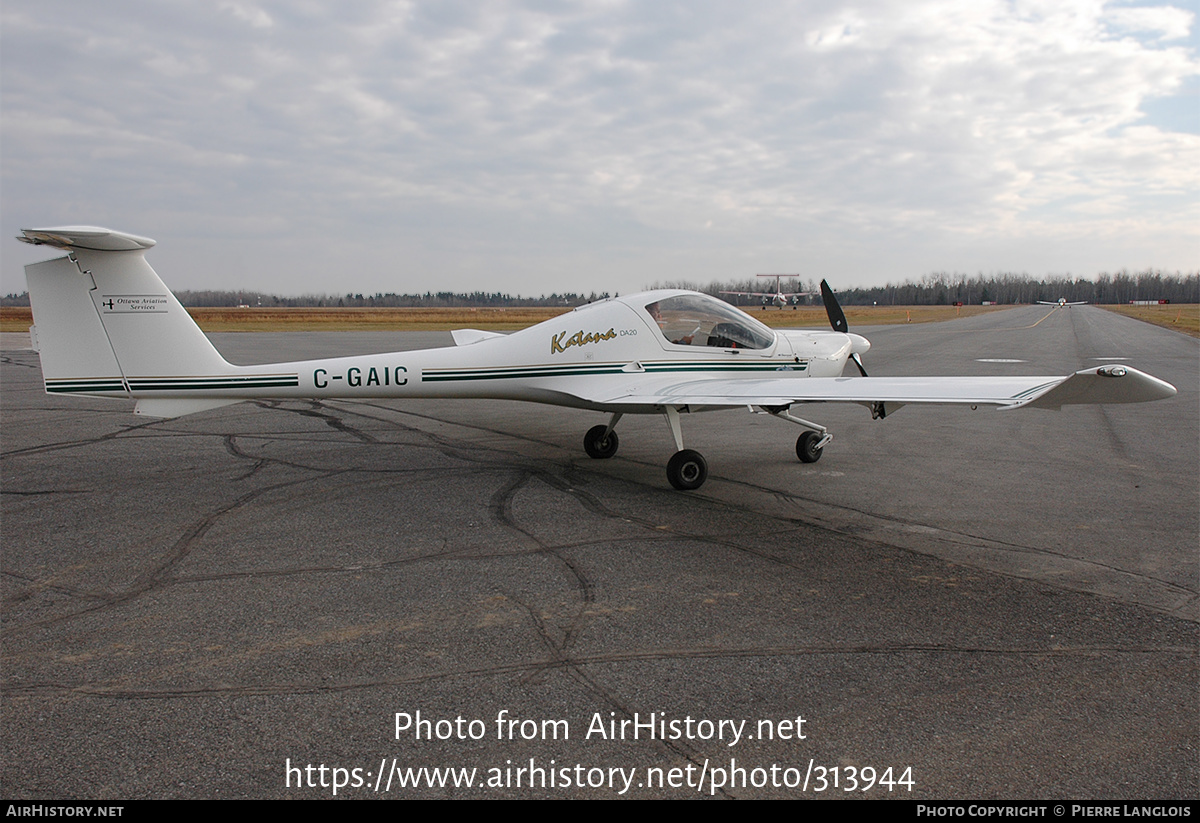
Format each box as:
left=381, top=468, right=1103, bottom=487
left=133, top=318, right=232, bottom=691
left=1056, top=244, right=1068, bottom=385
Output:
left=2, top=305, right=1196, bottom=798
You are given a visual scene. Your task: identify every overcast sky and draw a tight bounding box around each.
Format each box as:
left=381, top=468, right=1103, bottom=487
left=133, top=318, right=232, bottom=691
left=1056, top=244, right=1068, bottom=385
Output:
left=2, top=0, right=1197, bottom=297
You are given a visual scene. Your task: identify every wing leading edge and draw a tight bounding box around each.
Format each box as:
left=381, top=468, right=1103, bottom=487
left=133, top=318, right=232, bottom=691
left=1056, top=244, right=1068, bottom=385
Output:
left=564, top=365, right=1176, bottom=411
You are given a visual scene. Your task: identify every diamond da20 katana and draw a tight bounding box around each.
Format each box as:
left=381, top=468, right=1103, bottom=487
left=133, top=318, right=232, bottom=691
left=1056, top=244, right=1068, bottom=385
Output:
left=18, top=226, right=1177, bottom=490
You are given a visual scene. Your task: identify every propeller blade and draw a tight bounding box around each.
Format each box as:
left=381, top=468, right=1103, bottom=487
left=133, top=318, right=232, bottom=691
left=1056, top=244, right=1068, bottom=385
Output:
left=822, top=280, right=874, bottom=385
left=822, top=280, right=882, bottom=414
left=850, top=352, right=869, bottom=377
left=820, top=279, right=848, bottom=334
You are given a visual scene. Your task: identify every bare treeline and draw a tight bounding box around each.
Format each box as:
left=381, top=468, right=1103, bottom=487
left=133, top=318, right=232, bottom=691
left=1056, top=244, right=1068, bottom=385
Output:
left=3, top=270, right=1194, bottom=308
left=173, top=289, right=615, bottom=308
left=652, top=269, right=1198, bottom=306
left=0, top=290, right=612, bottom=308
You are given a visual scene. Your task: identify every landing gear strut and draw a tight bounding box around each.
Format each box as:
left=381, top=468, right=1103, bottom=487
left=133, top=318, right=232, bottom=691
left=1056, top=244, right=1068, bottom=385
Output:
left=766, top=407, right=832, bottom=463
left=581, top=404, right=836, bottom=490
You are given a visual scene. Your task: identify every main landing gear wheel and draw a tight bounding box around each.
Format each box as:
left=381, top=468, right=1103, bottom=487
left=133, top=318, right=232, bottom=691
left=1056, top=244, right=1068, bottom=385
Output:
left=667, top=449, right=708, bottom=490
left=796, top=431, right=824, bottom=463
left=584, top=425, right=619, bottom=459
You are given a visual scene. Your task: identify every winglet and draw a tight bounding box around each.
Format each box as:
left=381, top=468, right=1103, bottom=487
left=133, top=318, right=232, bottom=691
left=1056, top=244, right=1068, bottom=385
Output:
left=1018, top=365, right=1177, bottom=409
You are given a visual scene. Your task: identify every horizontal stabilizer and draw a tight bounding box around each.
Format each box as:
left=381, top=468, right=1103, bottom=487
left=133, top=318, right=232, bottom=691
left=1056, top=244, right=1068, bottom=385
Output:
left=451, top=328, right=507, bottom=346
left=18, top=226, right=156, bottom=251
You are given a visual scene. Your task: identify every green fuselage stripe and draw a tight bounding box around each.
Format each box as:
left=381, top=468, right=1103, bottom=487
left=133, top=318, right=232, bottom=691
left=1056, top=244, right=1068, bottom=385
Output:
left=47, top=375, right=300, bottom=393
left=423, top=360, right=807, bottom=382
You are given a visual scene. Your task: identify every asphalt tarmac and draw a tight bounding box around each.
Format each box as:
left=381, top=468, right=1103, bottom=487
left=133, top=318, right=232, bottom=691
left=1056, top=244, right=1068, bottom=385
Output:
left=2, top=305, right=1196, bottom=799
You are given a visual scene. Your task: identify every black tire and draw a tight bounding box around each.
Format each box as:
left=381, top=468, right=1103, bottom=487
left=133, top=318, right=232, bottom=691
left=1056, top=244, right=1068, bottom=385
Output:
left=583, top=425, right=619, bottom=459
left=666, top=449, right=708, bottom=490
left=796, top=431, right=824, bottom=463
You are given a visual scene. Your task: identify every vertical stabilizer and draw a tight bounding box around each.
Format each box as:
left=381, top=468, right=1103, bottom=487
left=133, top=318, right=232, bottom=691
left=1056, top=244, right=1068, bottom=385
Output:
left=21, top=227, right=238, bottom=407
left=72, top=246, right=234, bottom=379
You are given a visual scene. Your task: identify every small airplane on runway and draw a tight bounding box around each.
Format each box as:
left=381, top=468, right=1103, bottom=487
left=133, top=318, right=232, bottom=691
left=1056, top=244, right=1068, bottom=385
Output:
left=1038, top=298, right=1087, bottom=308
left=720, top=274, right=816, bottom=308
left=18, top=227, right=1177, bottom=490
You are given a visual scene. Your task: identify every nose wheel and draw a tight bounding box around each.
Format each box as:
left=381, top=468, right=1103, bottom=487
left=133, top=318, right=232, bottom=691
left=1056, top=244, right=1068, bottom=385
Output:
left=583, top=424, right=620, bottom=459
left=796, top=431, right=825, bottom=463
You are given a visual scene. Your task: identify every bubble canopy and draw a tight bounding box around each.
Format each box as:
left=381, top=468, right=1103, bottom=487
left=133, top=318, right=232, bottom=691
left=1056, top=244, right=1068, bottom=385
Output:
left=642, top=293, right=776, bottom=350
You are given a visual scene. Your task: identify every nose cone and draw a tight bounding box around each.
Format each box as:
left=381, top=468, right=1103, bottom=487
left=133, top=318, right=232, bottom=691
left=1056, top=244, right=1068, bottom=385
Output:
left=848, top=333, right=871, bottom=355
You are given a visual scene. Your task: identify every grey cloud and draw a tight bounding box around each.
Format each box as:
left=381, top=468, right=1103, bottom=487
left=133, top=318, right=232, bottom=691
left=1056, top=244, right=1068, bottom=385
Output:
left=2, top=0, right=1196, bottom=296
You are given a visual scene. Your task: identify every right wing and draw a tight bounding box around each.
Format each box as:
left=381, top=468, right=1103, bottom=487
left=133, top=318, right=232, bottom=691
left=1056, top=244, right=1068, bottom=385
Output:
left=563, top=366, right=1176, bottom=411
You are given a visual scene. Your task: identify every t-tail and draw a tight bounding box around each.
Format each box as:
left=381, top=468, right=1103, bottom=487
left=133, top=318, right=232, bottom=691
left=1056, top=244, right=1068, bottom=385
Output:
left=19, top=226, right=284, bottom=418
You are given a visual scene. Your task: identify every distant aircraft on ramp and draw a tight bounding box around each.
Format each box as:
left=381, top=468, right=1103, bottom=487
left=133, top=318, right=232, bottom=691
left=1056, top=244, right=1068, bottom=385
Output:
left=720, top=274, right=816, bottom=308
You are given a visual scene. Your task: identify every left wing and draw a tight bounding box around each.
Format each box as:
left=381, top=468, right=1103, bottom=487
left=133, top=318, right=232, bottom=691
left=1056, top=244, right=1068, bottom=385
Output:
left=565, top=366, right=1176, bottom=411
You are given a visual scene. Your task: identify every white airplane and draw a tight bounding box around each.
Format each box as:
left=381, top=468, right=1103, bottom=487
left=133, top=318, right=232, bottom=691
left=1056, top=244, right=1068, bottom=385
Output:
left=720, top=274, right=816, bottom=308
left=1038, top=298, right=1087, bottom=308
left=18, top=227, right=1177, bottom=490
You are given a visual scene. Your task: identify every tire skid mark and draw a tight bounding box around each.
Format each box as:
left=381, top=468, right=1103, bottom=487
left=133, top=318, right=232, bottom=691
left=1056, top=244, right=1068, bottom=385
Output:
left=505, top=591, right=735, bottom=797
left=1, top=489, right=89, bottom=495
left=353, top=395, right=1195, bottom=617
left=223, top=435, right=268, bottom=481
left=351, top=400, right=567, bottom=452
left=255, top=400, right=377, bottom=443
left=4, top=472, right=351, bottom=635
left=346, top=399, right=1170, bottom=591
left=489, top=471, right=596, bottom=655
left=1, top=417, right=169, bottom=458
left=1, top=570, right=109, bottom=605
left=294, top=403, right=867, bottom=632
left=1, top=353, right=42, bottom=370
left=221, top=434, right=488, bottom=476
left=301, top=400, right=555, bottom=471
left=486, top=463, right=735, bottom=795
left=345, top=398, right=1195, bottom=607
